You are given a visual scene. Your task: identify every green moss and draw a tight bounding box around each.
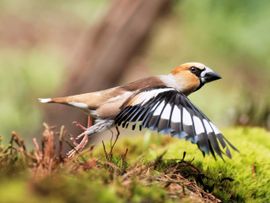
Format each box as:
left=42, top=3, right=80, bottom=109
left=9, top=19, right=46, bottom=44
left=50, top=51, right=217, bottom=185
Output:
left=114, top=127, right=270, bottom=202
left=129, top=183, right=168, bottom=203
left=32, top=175, right=123, bottom=203
left=0, top=127, right=269, bottom=202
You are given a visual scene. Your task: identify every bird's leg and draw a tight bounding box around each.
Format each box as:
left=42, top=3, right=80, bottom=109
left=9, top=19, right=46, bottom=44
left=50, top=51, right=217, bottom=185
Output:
left=87, top=115, right=92, bottom=128
left=109, top=126, right=120, bottom=158
left=113, top=126, right=120, bottom=149
left=109, top=128, right=114, bottom=148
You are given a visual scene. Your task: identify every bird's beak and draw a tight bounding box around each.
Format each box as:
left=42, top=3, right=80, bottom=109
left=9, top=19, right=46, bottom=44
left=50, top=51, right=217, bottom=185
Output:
left=201, top=67, right=222, bottom=84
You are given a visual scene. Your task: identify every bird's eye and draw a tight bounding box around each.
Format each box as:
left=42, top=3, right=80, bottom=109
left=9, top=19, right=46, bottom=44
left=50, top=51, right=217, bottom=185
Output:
left=190, top=66, right=197, bottom=73
left=189, top=66, right=202, bottom=77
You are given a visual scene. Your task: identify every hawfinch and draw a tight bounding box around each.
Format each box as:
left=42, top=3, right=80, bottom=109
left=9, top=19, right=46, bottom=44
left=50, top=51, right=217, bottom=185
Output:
left=39, top=62, right=237, bottom=159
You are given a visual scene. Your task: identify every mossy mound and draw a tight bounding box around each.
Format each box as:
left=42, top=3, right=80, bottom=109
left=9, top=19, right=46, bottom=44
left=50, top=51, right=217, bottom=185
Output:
left=0, top=127, right=269, bottom=202
left=124, top=127, right=270, bottom=202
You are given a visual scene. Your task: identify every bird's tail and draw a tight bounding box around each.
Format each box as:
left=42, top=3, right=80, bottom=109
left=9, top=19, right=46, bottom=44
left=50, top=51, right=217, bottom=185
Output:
left=38, top=97, right=65, bottom=104
left=38, top=94, right=91, bottom=110
left=38, top=87, right=117, bottom=110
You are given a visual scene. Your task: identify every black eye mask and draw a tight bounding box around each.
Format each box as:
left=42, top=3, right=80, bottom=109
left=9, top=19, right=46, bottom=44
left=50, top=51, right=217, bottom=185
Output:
left=190, top=67, right=206, bottom=91
left=190, top=66, right=205, bottom=77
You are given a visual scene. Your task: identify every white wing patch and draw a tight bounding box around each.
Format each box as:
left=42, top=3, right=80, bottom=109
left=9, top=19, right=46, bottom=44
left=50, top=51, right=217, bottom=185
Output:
left=203, top=119, right=213, bottom=134
left=150, top=102, right=160, bottom=112
left=210, top=122, right=221, bottom=134
left=161, top=104, right=172, bottom=120
left=131, top=88, right=175, bottom=106
left=153, top=101, right=165, bottom=116
left=183, top=108, right=192, bottom=126
left=193, top=116, right=205, bottom=134
left=171, top=106, right=181, bottom=123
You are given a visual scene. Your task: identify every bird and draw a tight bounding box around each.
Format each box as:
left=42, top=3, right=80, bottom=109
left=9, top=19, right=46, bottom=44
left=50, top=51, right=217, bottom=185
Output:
left=39, top=62, right=238, bottom=159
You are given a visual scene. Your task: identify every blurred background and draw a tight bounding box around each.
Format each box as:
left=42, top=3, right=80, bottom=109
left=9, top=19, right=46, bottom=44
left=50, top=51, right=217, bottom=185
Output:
left=0, top=0, right=269, bottom=143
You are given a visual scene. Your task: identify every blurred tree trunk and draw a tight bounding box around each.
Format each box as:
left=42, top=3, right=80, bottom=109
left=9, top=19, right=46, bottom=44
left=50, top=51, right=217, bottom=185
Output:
left=43, top=0, right=172, bottom=134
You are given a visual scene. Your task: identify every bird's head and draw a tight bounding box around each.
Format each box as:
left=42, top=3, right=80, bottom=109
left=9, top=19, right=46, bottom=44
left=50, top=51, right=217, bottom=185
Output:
left=170, top=62, right=221, bottom=95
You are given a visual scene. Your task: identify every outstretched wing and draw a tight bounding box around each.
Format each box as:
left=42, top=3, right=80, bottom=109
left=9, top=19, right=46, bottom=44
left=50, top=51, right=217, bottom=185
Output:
left=115, top=87, right=238, bottom=159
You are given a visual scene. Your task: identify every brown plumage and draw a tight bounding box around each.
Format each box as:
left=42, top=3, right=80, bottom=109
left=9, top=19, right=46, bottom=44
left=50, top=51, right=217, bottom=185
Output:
left=39, top=62, right=238, bottom=159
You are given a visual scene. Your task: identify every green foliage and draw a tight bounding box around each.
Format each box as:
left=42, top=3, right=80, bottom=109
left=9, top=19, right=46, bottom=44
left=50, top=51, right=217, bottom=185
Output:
left=0, top=50, right=64, bottom=137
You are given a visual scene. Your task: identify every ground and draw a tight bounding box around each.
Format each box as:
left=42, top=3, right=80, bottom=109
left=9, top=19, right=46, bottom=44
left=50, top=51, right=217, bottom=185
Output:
left=0, top=125, right=269, bottom=203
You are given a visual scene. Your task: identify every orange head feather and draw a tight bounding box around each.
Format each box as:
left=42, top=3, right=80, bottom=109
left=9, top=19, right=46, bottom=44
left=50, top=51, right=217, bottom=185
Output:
left=169, top=62, right=221, bottom=95
left=171, top=62, right=206, bottom=75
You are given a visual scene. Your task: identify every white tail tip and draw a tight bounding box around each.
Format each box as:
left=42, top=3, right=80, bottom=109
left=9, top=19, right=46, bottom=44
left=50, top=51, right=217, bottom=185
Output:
left=38, top=98, right=52, bottom=103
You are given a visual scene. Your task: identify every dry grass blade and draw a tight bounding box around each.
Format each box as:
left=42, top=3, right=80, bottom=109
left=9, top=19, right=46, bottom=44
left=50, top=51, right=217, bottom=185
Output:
left=32, top=123, right=56, bottom=178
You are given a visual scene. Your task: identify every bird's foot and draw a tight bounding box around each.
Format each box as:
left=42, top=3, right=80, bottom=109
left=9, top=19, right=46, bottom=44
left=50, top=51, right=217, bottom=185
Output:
left=67, top=132, right=89, bottom=158
left=68, top=116, right=92, bottom=158
left=72, top=115, right=93, bottom=131
left=72, top=121, right=87, bottom=131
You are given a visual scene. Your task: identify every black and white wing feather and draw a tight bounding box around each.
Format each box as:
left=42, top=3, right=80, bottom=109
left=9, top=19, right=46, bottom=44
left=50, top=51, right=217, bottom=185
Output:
left=115, top=88, right=238, bottom=159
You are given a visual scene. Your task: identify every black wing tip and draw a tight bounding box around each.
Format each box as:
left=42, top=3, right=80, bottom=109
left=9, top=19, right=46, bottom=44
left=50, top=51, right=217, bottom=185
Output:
left=195, top=132, right=239, bottom=160
left=223, top=136, right=239, bottom=153
left=211, top=136, right=238, bottom=160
